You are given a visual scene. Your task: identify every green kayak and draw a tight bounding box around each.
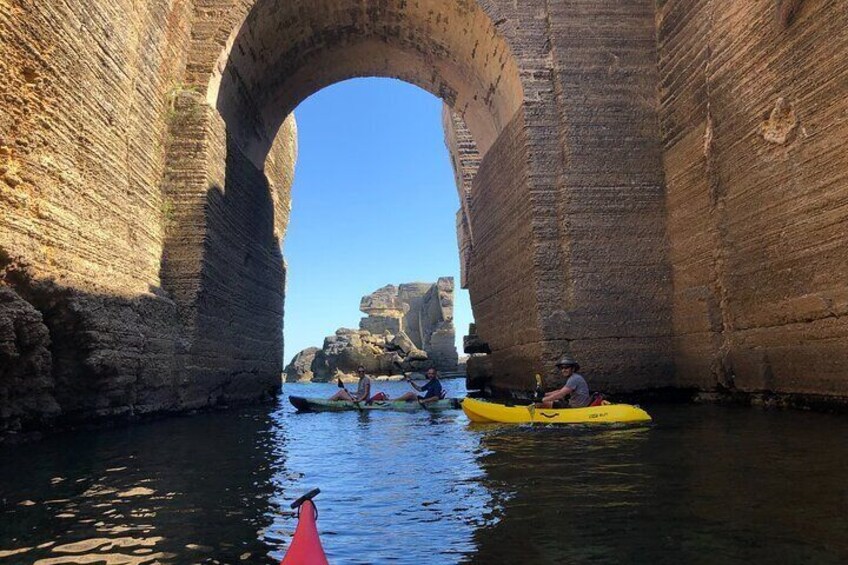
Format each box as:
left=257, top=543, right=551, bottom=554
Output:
left=289, top=395, right=462, bottom=413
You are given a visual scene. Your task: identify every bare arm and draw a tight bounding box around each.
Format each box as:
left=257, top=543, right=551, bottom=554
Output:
left=542, top=385, right=574, bottom=404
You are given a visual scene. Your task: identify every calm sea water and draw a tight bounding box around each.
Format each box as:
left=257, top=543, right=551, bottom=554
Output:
left=2, top=380, right=848, bottom=564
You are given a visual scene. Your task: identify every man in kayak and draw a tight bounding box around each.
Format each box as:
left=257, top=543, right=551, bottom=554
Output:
left=394, top=367, right=443, bottom=405
left=328, top=365, right=371, bottom=403
left=538, top=356, right=590, bottom=409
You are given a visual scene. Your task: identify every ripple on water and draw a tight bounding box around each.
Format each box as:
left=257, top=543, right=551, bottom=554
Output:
left=1, top=386, right=848, bottom=564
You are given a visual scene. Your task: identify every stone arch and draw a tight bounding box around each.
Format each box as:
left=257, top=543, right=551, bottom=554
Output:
left=160, top=0, right=558, bottom=394
left=204, top=0, right=523, bottom=167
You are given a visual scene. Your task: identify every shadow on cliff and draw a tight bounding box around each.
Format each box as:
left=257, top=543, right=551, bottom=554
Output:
left=1, top=133, right=286, bottom=439
left=0, top=248, right=190, bottom=438
left=158, top=132, right=285, bottom=408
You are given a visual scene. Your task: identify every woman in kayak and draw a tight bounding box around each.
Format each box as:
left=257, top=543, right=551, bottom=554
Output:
left=328, top=365, right=372, bottom=403
left=538, top=356, right=590, bottom=409
left=395, top=367, right=443, bottom=405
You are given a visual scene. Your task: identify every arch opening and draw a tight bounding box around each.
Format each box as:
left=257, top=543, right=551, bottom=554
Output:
left=280, top=78, right=474, bottom=375
left=207, top=0, right=523, bottom=168
left=160, top=0, right=546, bottom=399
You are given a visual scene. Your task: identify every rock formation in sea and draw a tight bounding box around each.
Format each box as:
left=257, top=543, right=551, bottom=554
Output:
left=283, top=347, right=319, bottom=383
left=284, top=279, right=459, bottom=382
left=359, top=278, right=458, bottom=371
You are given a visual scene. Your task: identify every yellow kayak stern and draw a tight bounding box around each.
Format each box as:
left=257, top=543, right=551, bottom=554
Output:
left=462, top=397, right=652, bottom=425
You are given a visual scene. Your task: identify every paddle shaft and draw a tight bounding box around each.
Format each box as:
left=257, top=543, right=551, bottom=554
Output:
left=338, top=378, right=363, bottom=411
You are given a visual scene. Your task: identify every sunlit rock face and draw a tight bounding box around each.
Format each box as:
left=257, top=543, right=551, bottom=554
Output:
left=283, top=347, right=319, bottom=383
left=655, top=1, right=848, bottom=396
left=308, top=328, right=436, bottom=382
left=360, top=278, right=459, bottom=372
left=285, top=278, right=460, bottom=382
left=1, top=0, right=847, bottom=435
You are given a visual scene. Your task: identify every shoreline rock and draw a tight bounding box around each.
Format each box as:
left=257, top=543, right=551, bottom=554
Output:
left=284, top=278, right=460, bottom=383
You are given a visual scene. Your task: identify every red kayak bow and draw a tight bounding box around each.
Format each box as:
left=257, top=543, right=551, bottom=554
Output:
left=281, top=488, right=329, bottom=565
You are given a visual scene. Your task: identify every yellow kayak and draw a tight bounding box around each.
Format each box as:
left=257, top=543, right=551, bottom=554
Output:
left=462, top=397, right=652, bottom=425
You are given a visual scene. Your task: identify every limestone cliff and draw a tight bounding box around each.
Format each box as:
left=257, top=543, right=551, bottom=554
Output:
left=1, top=0, right=847, bottom=437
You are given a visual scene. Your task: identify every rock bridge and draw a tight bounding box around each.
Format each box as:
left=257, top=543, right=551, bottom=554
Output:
left=1, top=0, right=847, bottom=433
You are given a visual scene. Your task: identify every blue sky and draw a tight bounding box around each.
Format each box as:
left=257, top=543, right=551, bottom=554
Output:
left=282, top=78, right=472, bottom=362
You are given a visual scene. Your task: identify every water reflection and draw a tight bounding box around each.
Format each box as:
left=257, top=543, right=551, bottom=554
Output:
left=464, top=425, right=652, bottom=564
left=265, top=381, right=491, bottom=564
left=2, top=385, right=848, bottom=564
left=1, top=409, right=285, bottom=564
left=466, top=405, right=848, bottom=564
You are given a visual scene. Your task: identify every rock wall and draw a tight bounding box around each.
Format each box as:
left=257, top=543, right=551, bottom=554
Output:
left=537, top=1, right=674, bottom=391
left=0, top=0, right=293, bottom=435
left=0, top=285, right=56, bottom=432
left=0, top=0, right=191, bottom=295
left=656, top=0, right=848, bottom=396
left=443, top=108, right=480, bottom=290
left=1, top=0, right=847, bottom=434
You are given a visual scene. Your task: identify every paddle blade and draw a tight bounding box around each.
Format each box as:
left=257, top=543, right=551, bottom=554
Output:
left=534, top=374, right=544, bottom=402
left=337, top=378, right=344, bottom=389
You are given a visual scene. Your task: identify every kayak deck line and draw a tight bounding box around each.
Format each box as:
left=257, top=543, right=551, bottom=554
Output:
left=461, top=397, right=652, bottom=425
left=289, top=395, right=462, bottom=413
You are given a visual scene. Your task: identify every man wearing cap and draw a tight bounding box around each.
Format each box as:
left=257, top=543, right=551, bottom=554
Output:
left=539, top=356, right=590, bottom=409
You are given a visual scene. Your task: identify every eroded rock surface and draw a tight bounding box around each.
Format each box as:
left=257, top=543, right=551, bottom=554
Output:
left=285, top=279, right=459, bottom=382
left=283, top=347, right=319, bottom=383
left=359, top=278, right=458, bottom=371
left=0, top=286, right=57, bottom=432
left=289, top=329, right=431, bottom=383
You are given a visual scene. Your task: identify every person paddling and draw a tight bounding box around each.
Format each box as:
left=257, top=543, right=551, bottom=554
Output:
left=328, top=365, right=371, bottom=403
left=538, top=356, right=590, bottom=409
left=395, top=367, right=443, bottom=405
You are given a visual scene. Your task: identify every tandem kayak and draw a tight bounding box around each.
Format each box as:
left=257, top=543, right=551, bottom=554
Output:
left=290, top=395, right=462, bottom=413
left=461, top=397, right=652, bottom=425
left=281, top=488, right=329, bottom=565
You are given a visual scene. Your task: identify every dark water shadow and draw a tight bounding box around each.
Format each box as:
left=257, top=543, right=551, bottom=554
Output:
left=464, top=404, right=848, bottom=564
left=0, top=403, right=287, bottom=563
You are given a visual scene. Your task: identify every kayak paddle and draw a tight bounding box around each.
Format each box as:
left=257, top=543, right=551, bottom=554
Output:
left=337, top=377, right=363, bottom=412
left=527, top=373, right=544, bottom=420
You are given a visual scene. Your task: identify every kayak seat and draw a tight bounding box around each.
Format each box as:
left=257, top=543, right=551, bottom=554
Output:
left=440, top=390, right=447, bottom=399
left=367, top=392, right=389, bottom=404
left=588, top=393, right=605, bottom=407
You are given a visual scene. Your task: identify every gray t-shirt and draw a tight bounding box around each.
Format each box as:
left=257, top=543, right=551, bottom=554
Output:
left=565, top=373, right=590, bottom=408
left=355, top=376, right=372, bottom=400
